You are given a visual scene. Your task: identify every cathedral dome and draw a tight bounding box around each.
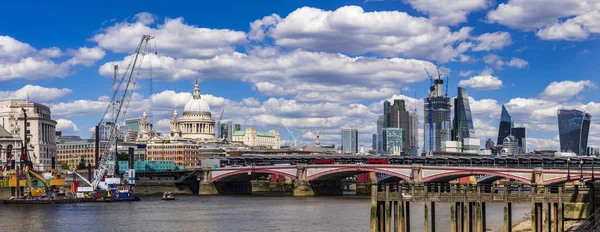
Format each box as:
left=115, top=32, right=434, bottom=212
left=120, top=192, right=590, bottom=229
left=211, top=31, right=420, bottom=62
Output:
left=184, top=98, right=210, bottom=113
left=183, top=78, right=211, bottom=114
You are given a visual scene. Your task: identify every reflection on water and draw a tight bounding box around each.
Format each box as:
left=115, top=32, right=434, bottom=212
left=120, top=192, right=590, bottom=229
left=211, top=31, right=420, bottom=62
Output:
left=0, top=196, right=528, bottom=232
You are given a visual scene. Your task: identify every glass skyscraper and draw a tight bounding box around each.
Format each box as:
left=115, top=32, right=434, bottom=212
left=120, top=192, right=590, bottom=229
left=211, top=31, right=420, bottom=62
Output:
left=383, top=100, right=391, bottom=128
left=497, top=105, right=514, bottom=145
left=341, top=128, right=358, bottom=154
left=558, top=109, right=591, bottom=156
left=376, top=115, right=384, bottom=154
left=382, top=128, right=402, bottom=155
left=452, top=87, right=475, bottom=141
left=511, top=127, right=527, bottom=153
left=424, top=93, right=451, bottom=152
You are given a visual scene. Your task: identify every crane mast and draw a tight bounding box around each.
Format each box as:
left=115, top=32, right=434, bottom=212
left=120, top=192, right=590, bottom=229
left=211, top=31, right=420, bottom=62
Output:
left=90, top=35, right=154, bottom=190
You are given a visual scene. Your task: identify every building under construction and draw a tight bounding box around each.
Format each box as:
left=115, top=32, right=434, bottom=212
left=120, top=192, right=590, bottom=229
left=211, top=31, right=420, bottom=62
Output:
left=423, top=75, right=451, bottom=154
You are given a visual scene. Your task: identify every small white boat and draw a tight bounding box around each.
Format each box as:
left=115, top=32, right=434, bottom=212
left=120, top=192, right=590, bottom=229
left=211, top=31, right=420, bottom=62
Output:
left=162, top=192, right=175, bottom=201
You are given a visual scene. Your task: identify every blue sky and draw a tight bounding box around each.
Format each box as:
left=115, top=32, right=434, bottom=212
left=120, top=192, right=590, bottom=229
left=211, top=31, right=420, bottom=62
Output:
left=1, top=0, right=599, bottom=151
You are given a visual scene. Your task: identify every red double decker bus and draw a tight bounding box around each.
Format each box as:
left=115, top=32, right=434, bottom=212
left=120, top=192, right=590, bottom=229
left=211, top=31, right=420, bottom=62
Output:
left=366, top=159, right=388, bottom=164
left=315, top=158, right=334, bottom=164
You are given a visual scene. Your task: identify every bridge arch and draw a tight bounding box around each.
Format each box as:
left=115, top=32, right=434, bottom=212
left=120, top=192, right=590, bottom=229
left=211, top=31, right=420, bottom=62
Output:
left=544, top=174, right=600, bottom=186
left=212, top=169, right=297, bottom=182
left=423, top=170, right=532, bottom=184
left=307, top=167, right=411, bottom=182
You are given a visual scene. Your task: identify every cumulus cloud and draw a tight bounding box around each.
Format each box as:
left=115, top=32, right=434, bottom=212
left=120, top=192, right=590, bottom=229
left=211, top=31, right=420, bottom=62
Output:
left=66, top=47, right=106, bottom=66
left=472, top=32, right=512, bottom=51
left=91, top=12, right=247, bottom=59
left=0, top=36, right=35, bottom=60
left=99, top=50, right=436, bottom=103
left=56, top=119, right=79, bottom=133
left=458, top=75, right=503, bottom=90
left=507, top=57, right=528, bottom=68
left=248, top=5, right=474, bottom=62
left=459, top=71, right=472, bottom=77
left=403, top=0, right=490, bottom=25
left=0, top=85, right=72, bottom=102
left=0, top=36, right=106, bottom=82
left=482, top=54, right=527, bottom=70
left=539, top=80, right=595, bottom=101
left=487, top=0, right=600, bottom=40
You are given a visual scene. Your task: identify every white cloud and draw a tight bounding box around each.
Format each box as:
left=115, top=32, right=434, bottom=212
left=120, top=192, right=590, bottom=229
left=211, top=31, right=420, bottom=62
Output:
left=0, top=85, right=72, bottom=102
left=0, top=36, right=35, bottom=60
left=56, top=119, right=79, bottom=133
left=539, top=80, right=595, bottom=101
left=91, top=12, right=247, bottom=59
left=38, top=47, right=63, bottom=58
left=0, top=36, right=107, bottom=82
left=249, top=5, right=474, bottom=62
left=459, top=71, right=472, bottom=77
left=66, top=47, right=106, bottom=67
left=507, top=57, right=528, bottom=68
left=403, top=0, right=490, bottom=25
left=472, top=32, right=512, bottom=51
left=487, top=0, right=600, bottom=40
left=458, top=75, right=503, bottom=90
left=99, top=50, right=436, bottom=103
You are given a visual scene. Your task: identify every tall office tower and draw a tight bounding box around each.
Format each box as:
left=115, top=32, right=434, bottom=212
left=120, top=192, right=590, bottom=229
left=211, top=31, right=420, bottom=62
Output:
left=391, top=99, right=418, bottom=156
left=220, top=120, right=234, bottom=141
left=424, top=77, right=451, bottom=153
left=558, top=109, right=591, bottom=156
left=376, top=115, right=384, bottom=154
left=341, top=128, right=358, bottom=154
left=382, top=128, right=403, bottom=155
left=234, top=124, right=241, bottom=132
left=408, top=113, right=418, bottom=156
left=371, top=134, right=377, bottom=152
left=511, top=127, right=527, bottom=154
left=383, top=100, right=391, bottom=128
left=497, top=105, right=514, bottom=145
left=452, top=87, right=475, bottom=141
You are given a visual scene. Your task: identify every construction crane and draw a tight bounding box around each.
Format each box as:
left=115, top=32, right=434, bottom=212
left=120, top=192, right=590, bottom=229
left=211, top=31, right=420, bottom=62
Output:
left=281, top=120, right=300, bottom=147
left=83, top=35, right=154, bottom=191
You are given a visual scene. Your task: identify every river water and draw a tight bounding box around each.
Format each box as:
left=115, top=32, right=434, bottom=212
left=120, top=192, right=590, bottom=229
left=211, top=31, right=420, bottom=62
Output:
left=0, top=196, right=529, bottom=232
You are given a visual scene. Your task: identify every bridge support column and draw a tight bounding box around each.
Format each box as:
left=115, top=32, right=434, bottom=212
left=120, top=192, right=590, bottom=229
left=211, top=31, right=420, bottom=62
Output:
left=370, top=184, right=378, bottom=232
left=424, top=202, right=429, bottom=232
left=430, top=202, right=435, bottom=232
left=398, top=192, right=405, bottom=232
left=450, top=202, right=456, bottom=232
left=293, top=165, right=315, bottom=197
left=410, top=164, right=423, bottom=184
left=543, top=202, right=550, bottom=232
left=463, top=201, right=468, bottom=232
left=385, top=185, right=391, bottom=232
left=558, top=187, right=564, bottom=232
left=405, top=202, right=411, bottom=232
left=503, top=184, right=512, bottom=232
left=475, top=202, right=482, bottom=232
left=199, top=170, right=218, bottom=195
left=481, top=202, right=486, bottom=232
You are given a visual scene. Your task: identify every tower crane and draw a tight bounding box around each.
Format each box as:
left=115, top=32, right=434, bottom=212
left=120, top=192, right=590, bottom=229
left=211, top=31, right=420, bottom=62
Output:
left=82, top=35, right=154, bottom=191
left=281, top=120, right=300, bottom=147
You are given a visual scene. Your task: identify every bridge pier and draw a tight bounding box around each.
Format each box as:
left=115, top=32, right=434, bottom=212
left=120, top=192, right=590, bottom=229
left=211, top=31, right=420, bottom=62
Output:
left=199, top=170, right=219, bottom=195
left=293, top=165, right=315, bottom=197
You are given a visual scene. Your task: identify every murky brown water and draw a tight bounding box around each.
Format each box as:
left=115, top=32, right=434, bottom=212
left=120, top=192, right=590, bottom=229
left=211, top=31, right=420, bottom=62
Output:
left=0, top=195, right=529, bottom=232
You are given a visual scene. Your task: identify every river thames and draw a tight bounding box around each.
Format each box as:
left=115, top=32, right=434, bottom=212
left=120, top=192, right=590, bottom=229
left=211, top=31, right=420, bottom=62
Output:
left=0, top=196, right=529, bottom=232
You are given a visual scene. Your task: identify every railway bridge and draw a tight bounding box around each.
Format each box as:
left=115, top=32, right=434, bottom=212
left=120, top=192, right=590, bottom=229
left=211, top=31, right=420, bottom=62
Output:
left=196, top=164, right=597, bottom=196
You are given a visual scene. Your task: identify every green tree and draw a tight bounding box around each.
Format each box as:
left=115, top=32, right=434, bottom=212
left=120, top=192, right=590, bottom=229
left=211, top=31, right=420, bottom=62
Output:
left=57, top=161, right=70, bottom=170
left=76, top=156, right=86, bottom=170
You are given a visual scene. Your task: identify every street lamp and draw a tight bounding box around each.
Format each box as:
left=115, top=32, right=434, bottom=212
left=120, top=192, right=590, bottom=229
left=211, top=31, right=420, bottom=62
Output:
left=567, top=157, right=571, bottom=183
left=580, top=159, right=584, bottom=187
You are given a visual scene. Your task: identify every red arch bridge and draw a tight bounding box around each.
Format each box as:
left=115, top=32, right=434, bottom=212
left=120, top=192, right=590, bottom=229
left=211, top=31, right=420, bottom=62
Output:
left=195, top=164, right=597, bottom=196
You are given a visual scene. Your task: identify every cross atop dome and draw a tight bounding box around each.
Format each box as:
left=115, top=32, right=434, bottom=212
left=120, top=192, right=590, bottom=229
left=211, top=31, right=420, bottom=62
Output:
left=193, top=78, right=201, bottom=99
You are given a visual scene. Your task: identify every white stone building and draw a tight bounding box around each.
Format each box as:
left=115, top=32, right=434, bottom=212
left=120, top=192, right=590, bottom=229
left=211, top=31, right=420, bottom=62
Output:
left=232, top=127, right=280, bottom=149
left=0, top=100, right=57, bottom=170
left=168, top=79, right=215, bottom=141
left=0, top=125, right=22, bottom=169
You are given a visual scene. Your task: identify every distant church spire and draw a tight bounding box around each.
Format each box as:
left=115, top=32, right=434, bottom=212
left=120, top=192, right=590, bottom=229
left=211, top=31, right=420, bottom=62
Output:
left=193, top=78, right=201, bottom=100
